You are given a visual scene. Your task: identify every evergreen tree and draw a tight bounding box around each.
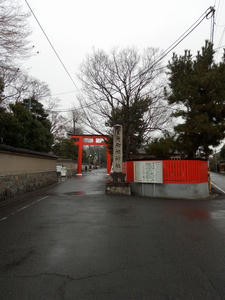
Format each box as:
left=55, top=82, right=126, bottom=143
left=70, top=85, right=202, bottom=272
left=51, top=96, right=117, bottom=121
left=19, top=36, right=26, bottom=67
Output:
left=23, top=96, right=49, bottom=122
left=165, top=41, right=225, bottom=158
left=0, top=106, right=23, bottom=145
left=107, top=98, right=150, bottom=160
left=0, top=101, right=53, bottom=152
left=145, top=132, right=177, bottom=158
left=52, top=138, right=78, bottom=160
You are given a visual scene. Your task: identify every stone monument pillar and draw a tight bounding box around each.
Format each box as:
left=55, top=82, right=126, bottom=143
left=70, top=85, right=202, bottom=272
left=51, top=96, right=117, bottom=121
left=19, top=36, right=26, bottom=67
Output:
left=113, top=124, right=123, bottom=173
left=106, top=124, right=130, bottom=195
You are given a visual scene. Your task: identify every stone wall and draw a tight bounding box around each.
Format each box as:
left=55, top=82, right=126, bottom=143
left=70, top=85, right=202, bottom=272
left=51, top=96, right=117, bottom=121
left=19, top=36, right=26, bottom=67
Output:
left=0, top=145, right=57, bottom=202
left=0, top=172, right=57, bottom=202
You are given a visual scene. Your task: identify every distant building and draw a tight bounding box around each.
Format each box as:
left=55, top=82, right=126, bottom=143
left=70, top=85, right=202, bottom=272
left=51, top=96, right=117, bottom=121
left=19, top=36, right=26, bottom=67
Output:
left=219, top=161, right=225, bottom=173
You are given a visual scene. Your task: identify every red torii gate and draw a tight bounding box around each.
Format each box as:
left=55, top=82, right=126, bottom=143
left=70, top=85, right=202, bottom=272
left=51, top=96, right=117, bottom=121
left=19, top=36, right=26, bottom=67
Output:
left=69, top=134, right=111, bottom=175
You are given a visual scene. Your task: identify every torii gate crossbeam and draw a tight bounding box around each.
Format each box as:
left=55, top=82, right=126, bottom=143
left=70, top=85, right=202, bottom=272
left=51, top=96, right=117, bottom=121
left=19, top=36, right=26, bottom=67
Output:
left=69, top=135, right=111, bottom=175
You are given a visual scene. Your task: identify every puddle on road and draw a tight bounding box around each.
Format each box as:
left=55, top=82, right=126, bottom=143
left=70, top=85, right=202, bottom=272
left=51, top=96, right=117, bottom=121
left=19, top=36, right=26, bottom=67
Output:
left=66, top=191, right=84, bottom=195
left=64, top=191, right=104, bottom=196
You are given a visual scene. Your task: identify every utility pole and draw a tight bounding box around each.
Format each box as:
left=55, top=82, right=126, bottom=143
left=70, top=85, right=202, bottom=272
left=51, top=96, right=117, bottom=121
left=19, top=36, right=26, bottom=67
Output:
left=72, top=112, right=76, bottom=134
left=208, top=6, right=215, bottom=45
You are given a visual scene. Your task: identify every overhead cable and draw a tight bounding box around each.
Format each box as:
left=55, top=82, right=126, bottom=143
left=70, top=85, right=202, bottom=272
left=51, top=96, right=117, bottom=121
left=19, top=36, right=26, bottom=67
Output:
left=51, top=90, right=77, bottom=97
left=46, top=6, right=215, bottom=113
left=217, top=27, right=225, bottom=51
left=24, top=0, right=79, bottom=90
left=141, top=6, right=215, bottom=77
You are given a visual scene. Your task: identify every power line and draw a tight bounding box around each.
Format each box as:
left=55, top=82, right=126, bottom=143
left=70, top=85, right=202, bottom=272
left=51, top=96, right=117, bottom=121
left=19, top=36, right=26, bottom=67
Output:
left=89, top=7, right=214, bottom=111
left=24, top=0, right=79, bottom=90
left=215, top=44, right=225, bottom=50
left=91, top=6, right=215, bottom=105
left=140, top=6, right=215, bottom=77
left=215, top=0, right=221, bottom=23
left=47, top=6, right=215, bottom=114
left=217, top=27, right=225, bottom=51
left=95, top=6, right=214, bottom=98
left=47, top=98, right=108, bottom=113
left=51, top=90, right=77, bottom=97
left=215, top=24, right=225, bottom=27
left=214, top=0, right=223, bottom=38
left=215, top=0, right=225, bottom=57
left=48, top=65, right=167, bottom=103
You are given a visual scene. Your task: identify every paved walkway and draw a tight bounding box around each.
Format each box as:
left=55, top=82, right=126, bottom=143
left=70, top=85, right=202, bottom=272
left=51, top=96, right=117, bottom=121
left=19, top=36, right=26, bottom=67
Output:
left=0, top=169, right=225, bottom=299
left=210, top=171, right=225, bottom=194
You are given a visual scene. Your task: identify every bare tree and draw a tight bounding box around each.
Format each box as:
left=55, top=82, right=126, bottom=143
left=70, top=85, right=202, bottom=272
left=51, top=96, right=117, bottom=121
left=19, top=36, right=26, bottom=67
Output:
left=0, top=0, right=33, bottom=107
left=78, top=47, right=171, bottom=159
left=0, top=0, right=31, bottom=66
left=68, top=106, right=84, bottom=135
left=27, top=77, right=51, bottom=100
left=0, top=67, right=50, bottom=106
left=44, top=98, right=70, bottom=141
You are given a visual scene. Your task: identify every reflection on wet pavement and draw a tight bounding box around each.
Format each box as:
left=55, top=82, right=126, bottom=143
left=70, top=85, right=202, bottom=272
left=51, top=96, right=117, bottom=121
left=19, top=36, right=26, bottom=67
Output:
left=164, top=203, right=211, bottom=222
left=52, top=168, right=107, bottom=196
left=65, top=191, right=84, bottom=195
left=180, top=208, right=210, bottom=220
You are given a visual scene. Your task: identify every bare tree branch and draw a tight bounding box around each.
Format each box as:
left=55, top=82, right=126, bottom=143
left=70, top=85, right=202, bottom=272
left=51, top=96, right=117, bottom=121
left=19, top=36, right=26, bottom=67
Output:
left=0, top=66, right=51, bottom=106
left=0, top=0, right=31, bottom=66
left=79, top=48, right=170, bottom=129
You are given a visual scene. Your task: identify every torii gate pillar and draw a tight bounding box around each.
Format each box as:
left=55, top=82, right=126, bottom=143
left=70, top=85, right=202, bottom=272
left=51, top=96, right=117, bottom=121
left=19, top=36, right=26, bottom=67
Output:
left=70, top=135, right=111, bottom=175
left=77, top=137, right=83, bottom=175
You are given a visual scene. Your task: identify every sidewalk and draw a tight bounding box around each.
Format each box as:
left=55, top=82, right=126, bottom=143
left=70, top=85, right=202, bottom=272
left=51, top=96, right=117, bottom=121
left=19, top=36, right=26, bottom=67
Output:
left=210, top=171, right=225, bottom=195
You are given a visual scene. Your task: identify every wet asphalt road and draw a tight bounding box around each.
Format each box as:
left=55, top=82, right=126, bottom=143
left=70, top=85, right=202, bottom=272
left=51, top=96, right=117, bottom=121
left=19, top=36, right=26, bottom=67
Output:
left=0, top=168, right=225, bottom=299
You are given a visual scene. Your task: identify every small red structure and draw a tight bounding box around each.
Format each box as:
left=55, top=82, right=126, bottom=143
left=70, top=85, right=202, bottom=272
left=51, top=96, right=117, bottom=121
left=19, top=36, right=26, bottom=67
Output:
left=123, top=160, right=208, bottom=184
left=122, top=160, right=209, bottom=199
left=70, top=135, right=111, bottom=175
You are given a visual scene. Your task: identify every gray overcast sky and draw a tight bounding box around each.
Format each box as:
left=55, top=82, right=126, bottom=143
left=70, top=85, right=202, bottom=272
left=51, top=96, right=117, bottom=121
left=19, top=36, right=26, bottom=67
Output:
left=21, top=0, right=225, bottom=110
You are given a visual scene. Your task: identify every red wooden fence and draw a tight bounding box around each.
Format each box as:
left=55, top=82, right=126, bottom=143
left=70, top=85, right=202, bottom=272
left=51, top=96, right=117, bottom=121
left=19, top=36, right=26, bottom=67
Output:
left=163, top=160, right=208, bottom=184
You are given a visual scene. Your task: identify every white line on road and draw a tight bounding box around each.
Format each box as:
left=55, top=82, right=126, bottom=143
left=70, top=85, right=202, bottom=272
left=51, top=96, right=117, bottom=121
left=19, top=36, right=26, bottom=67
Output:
left=211, top=182, right=225, bottom=194
left=0, top=196, right=48, bottom=223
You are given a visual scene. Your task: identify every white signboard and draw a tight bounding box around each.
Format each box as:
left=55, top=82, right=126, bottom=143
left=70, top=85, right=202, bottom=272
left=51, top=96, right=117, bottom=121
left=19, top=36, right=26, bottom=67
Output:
left=61, top=167, right=67, bottom=177
left=56, top=165, right=62, bottom=172
left=134, top=161, right=163, bottom=183
left=113, top=125, right=123, bottom=172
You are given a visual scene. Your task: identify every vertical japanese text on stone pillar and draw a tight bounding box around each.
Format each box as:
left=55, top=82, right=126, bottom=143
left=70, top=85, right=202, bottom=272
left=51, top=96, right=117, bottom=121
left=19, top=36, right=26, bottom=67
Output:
left=113, top=125, right=123, bottom=173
